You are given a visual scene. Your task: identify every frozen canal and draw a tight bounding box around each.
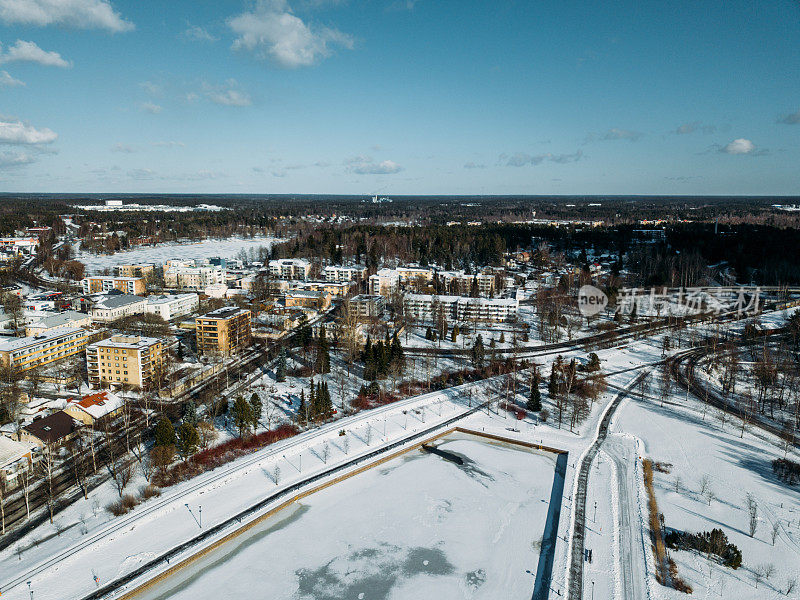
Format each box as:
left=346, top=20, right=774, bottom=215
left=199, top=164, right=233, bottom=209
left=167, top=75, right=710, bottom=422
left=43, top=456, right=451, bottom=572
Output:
left=135, top=433, right=558, bottom=600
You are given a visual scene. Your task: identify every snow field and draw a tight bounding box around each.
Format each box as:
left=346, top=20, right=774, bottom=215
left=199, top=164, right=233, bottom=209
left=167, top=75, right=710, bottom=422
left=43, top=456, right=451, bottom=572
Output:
left=134, top=434, right=557, bottom=600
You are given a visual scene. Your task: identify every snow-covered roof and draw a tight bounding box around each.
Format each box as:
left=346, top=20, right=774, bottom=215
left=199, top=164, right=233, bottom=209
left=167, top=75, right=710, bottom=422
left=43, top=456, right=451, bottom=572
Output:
left=0, top=436, right=32, bottom=467
left=70, top=391, right=124, bottom=420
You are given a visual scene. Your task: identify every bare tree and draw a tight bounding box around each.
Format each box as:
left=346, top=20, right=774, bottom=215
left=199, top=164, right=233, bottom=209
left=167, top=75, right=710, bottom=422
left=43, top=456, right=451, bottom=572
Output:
left=36, top=442, right=58, bottom=523
left=771, top=521, right=780, bottom=546
left=786, top=577, right=797, bottom=595
left=746, top=493, right=758, bottom=537
left=108, top=459, right=135, bottom=498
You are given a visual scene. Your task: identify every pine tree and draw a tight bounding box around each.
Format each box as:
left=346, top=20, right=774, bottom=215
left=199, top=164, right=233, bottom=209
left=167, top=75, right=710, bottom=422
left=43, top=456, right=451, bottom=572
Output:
left=177, top=423, right=199, bottom=458
left=276, top=347, right=287, bottom=382
left=315, top=328, right=331, bottom=374
left=298, top=390, right=306, bottom=424
left=471, top=334, right=485, bottom=369
left=309, top=379, right=316, bottom=417
left=232, top=396, right=254, bottom=437
left=451, top=325, right=459, bottom=343
left=499, top=332, right=505, bottom=344
left=425, top=327, right=433, bottom=341
left=527, top=373, right=542, bottom=412
left=154, top=418, right=176, bottom=448
left=183, top=400, right=197, bottom=425
left=548, top=362, right=559, bottom=397
left=249, top=392, right=262, bottom=427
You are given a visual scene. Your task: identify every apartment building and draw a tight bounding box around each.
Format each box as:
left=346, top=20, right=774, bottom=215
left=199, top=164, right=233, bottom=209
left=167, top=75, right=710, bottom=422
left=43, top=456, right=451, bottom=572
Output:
left=64, top=390, right=124, bottom=425
left=164, top=265, right=225, bottom=291
left=195, top=307, right=252, bottom=356
left=324, top=265, right=367, bottom=283
left=269, top=258, right=311, bottom=281
left=368, top=266, right=435, bottom=297
left=294, top=280, right=354, bottom=298
left=25, top=311, right=92, bottom=336
left=369, top=268, right=400, bottom=297
left=81, top=276, right=146, bottom=296
left=403, top=294, right=518, bottom=324
left=0, top=327, right=91, bottom=372
left=284, top=290, right=332, bottom=311
left=437, top=271, right=495, bottom=297
left=145, top=293, right=199, bottom=320
left=346, top=294, right=385, bottom=321
left=86, top=334, right=165, bottom=389
left=90, top=294, right=147, bottom=323
left=113, top=263, right=156, bottom=278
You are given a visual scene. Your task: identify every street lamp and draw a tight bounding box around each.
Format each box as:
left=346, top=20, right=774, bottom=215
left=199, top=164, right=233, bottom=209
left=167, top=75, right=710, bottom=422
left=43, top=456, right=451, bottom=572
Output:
left=591, top=580, right=595, bottom=600
left=199, top=505, right=202, bottom=528
left=27, top=581, right=33, bottom=600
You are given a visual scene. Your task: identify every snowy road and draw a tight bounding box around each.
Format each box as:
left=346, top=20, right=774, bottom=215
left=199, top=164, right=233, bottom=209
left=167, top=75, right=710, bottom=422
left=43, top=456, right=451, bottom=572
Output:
left=604, top=435, right=650, bottom=600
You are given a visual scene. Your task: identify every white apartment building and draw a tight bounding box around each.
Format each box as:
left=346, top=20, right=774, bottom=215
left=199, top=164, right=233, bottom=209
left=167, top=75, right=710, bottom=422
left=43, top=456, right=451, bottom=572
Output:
left=324, top=265, right=367, bottom=283
left=369, top=268, right=400, bottom=297
left=90, top=294, right=148, bottom=323
left=403, top=294, right=518, bottom=324
left=269, top=258, right=311, bottom=281
left=164, top=265, right=225, bottom=291
left=145, top=293, right=199, bottom=321
left=437, top=271, right=495, bottom=297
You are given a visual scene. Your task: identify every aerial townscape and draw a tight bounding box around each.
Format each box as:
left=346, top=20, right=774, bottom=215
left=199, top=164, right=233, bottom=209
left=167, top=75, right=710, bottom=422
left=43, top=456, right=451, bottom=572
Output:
left=0, top=2, right=799, bottom=600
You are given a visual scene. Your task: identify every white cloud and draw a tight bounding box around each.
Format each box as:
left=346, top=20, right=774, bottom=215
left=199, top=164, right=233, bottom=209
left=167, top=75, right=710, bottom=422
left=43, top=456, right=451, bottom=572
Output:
left=345, top=155, right=403, bottom=174
left=139, top=80, right=162, bottom=96
left=778, top=109, right=800, bottom=125
left=501, top=150, right=583, bottom=167
left=140, top=101, right=163, bottom=114
left=0, top=40, right=71, bottom=68
left=182, top=25, right=217, bottom=42
left=111, top=142, right=135, bottom=153
left=206, top=88, right=251, bottom=106
left=152, top=140, right=185, bottom=148
left=720, top=138, right=755, bottom=155
left=0, top=0, right=133, bottom=32
left=0, top=119, right=57, bottom=145
left=0, top=150, right=34, bottom=168
left=200, top=80, right=252, bottom=106
left=228, top=0, right=354, bottom=68
left=600, top=128, right=643, bottom=142
left=674, top=121, right=716, bottom=135
left=463, top=162, right=486, bottom=169
left=0, top=70, right=24, bottom=87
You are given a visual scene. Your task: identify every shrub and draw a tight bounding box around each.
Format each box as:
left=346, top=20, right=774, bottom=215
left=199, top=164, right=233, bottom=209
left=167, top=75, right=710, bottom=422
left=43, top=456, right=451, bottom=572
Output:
left=106, top=494, right=140, bottom=516
left=773, top=458, right=800, bottom=486
left=665, top=527, right=742, bottom=569
left=139, top=484, right=162, bottom=499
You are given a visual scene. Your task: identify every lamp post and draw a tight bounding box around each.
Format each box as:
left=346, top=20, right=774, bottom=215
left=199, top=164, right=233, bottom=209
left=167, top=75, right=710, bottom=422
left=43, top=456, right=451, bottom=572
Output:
left=591, top=580, right=595, bottom=600
left=199, top=505, right=202, bottom=528
left=27, top=581, right=33, bottom=600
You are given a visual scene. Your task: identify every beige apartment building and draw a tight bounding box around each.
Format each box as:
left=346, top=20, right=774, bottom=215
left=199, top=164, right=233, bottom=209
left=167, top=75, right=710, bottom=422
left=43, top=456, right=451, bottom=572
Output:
left=113, top=263, right=156, bottom=278
left=195, top=307, right=252, bottom=356
left=86, top=334, right=165, bottom=390
left=0, top=327, right=92, bottom=373
left=81, top=276, right=146, bottom=295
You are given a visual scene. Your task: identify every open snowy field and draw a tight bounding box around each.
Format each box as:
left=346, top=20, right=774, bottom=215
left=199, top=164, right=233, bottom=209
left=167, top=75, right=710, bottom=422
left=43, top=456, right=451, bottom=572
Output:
left=135, top=433, right=557, bottom=600
left=76, top=236, right=282, bottom=273
left=609, top=384, right=800, bottom=598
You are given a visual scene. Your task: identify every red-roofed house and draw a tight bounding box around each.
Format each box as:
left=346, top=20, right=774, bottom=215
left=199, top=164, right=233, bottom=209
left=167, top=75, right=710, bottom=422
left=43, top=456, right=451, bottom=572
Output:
left=64, top=391, right=124, bottom=426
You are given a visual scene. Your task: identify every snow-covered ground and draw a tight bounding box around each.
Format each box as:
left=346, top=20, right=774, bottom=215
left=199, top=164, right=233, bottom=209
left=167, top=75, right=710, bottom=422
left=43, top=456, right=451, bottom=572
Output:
left=76, top=236, right=282, bottom=273
left=135, top=433, right=556, bottom=600
left=607, top=377, right=800, bottom=598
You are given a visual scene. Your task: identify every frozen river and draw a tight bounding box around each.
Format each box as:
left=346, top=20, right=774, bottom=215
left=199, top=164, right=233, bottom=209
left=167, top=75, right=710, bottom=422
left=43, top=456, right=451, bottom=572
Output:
left=134, top=433, right=558, bottom=600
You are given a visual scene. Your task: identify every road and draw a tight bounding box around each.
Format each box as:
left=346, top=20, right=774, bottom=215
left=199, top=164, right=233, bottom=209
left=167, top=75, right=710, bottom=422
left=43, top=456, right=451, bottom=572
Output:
left=567, top=370, right=650, bottom=600
left=603, top=435, right=650, bottom=600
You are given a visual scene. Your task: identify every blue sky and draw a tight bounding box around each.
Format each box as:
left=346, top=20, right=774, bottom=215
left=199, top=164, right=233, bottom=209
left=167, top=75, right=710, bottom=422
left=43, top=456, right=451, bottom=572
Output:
left=0, top=0, right=798, bottom=195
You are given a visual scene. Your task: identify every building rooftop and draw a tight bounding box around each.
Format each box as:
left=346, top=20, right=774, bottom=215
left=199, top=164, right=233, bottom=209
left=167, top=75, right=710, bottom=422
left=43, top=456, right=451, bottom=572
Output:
left=23, top=411, right=79, bottom=444
left=70, top=391, right=123, bottom=420
left=89, top=334, right=161, bottom=350
left=0, top=436, right=33, bottom=467
left=93, top=294, right=146, bottom=310
left=0, top=327, right=87, bottom=352
left=200, top=306, right=250, bottom=319
left=26, top=311, right=89, bottom=330
left=146, top=293, right=197, bottom=305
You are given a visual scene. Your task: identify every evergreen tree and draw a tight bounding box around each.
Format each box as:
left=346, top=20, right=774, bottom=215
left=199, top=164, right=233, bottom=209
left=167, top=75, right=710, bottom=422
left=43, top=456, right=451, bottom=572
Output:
left=451, top=325, right=459, bottom=343
left=232, top=396, right=254, bottom=437
left=249, top=392, right=262, bottom=427
left=276, top=347, right=287, bottom=382
left=471, top=334, right=485, bottom=369
left=548, top=361, right=559, bottom=396
left=586, top=352, right=601, bottom=372
left=177, top=422, right=199, bottom=458
left=315, top=328, right=331, bottom=374
left=527, top=373, right=542, bottom=412
left=154, top=418, right=176, bottom=448
left=309, top=379, right=316, bottom=415
left=425, top=327, right=433, bottom=341
left=298, top=390, right=306, bottom=424
left=499, top=332, right=505, bottom=344
left=183, top=399, right=197, bottom=425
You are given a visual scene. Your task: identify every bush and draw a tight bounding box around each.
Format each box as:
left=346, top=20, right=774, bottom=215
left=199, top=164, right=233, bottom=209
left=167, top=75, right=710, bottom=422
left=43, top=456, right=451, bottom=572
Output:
left=665, top=527, right=742, bottom=569
left=106, top=494, right=141, bottom=516
left=773, top=458, right=800, bottom=486
left=539, top=409, right=550, bottom=423
left=139, top=484, right=162, bottom=499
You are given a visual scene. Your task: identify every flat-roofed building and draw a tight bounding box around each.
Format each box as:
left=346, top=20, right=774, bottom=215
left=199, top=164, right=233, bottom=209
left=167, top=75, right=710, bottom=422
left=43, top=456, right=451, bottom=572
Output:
left=284, top=290, right=332, bottom=311
left=324, top=265, right=367, bottom=283
left=436, top=271, right=495, bottom=297
left=0, top=436, right=34, bottom=489
left=294, top=280, right=354, bottom=298
left=195, top=307, right=252, bottom=356
left=369, top=268, right=400, bottom=297
left=403, top=294, right=518, bottom=324
left=269, top=258, right=311, bottom=281
left=164, top=265, right=225, bottom=291
left=346, top=294, right=385, bottom=321
left=86, top=334, right=165, bottom=389
left=0, top=327, right=91, bottom=372
left=145, top=293, right=199, bottom=320
left=113, top=263, right=156, bottom=278
left=81, top=276, right=146, bottom=296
